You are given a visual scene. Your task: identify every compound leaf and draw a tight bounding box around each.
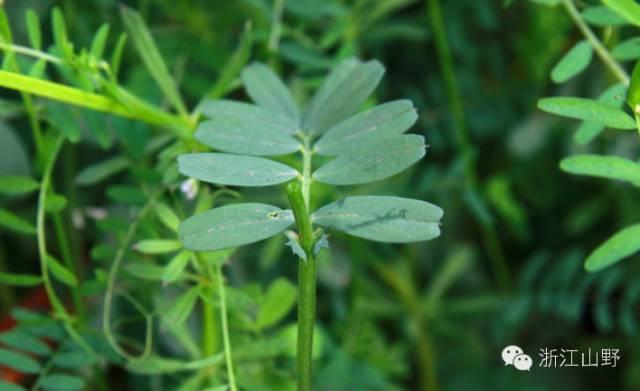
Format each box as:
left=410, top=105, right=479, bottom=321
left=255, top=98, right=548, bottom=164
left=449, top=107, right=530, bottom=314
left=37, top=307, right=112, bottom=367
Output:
left=312, top=196, right=443, bottom=242
left=179, top=203, right=294, bottom=251
left=242, top=62, right=300, bottom=123
left=313, top=134, right=425, bottom=185
left=178, top=153, right=299, bottom=187
left=585, top=224, right=640, bottom=271
left=538, top=97, right=635, bottom=129
left=303, top=58, right=385, bottom=134
left=314, top=100, right=417, bottom=156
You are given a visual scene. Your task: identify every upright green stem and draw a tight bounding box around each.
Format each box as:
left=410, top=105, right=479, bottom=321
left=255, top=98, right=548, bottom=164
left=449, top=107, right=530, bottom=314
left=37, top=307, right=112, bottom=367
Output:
left=287, top=180, right=316, bottom=391
left=216, top=264, right=238, bottom=391
left=426, top=0, right=511, bottom=290
left=38, top=136, right=94, bottom=355
left=53, top=212, right=85, bottom=322
left=562, top=0, right=629, bottom=86
left=374, top=262, right=437, bottom=391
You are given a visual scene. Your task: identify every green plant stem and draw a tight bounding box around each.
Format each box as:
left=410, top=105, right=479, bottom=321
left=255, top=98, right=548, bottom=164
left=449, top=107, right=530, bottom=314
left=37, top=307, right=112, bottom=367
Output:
left=216, top=264, right=238, bottom=391
left=426, top=0, right=511, bottom=291
left=53, top=212, right=85, bottom=322
left=0, top=70, right=193, bottom=139
left=37, top=135, right=94, bottom=356
left=268, top=0, right=285, bottom=54
left=201, top=291, right=217, bottom=385
left=287, top=180, right=316, bottom=391
left=374, top=262, right=437, bottom=391
left=103, top=187, right=161, bottom=360
left=562, top=0, right=629, bottom=86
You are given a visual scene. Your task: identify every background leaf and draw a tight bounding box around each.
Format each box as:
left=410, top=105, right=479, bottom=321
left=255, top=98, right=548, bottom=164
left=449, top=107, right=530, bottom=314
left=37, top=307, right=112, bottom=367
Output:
left=585, top=224, right=640, bottom=271
left=257, top=278, right=297, bottom=329
left=551, top=40, right=593, bottom=83
left=560, top=154, right=640, bottom=186
left=538, top=97, right=635, bottom=129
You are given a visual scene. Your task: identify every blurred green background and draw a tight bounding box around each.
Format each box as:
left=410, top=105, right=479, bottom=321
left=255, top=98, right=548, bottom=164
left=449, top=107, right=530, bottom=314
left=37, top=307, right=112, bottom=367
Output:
left=0, top=0, right=639, bottom=390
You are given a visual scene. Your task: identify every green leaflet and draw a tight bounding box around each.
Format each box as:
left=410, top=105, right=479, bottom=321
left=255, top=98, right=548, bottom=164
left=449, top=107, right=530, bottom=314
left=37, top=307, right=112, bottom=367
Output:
left=257, top=278, right=297, bottom=329
left=0, top=380, right=24, bottom=391
left=314, top=100, right=417, bottom=156
left=134, top=239, right=182, bottom=254
left=127, top=353, right=224, bottom=375
left=303, top=58, right=385, bottom=134
left=628, top=60, right=640, bottom=111
left=312, top=196, right=443, bottom=243
left=47, top=255, right=78, bottom=287
left=581, top=5, right=627, bottom=26
left=162, top=250, right=192, bottom=285
left=195, top=103, right=301, bottom=156
left=206, top=22, right=252, bottom=99
left=25, top=10, right=41, bottom=50
left=551, top=41, right=593, bottom=83
left=125, top=262, right=165, bottom=281
left=585, top=224, right=640, bottom=271
left=0, top=347, right=41, bottom=373
left=179, top=203, right=294, bottom=251
left=75, top=156, right=129, bottom=185
left=574, top=83, right=626, bottom=145
left=560, top=154, right=640, bottom=186
left=313, top=134, right=425, bottom=185
left=0, top=331, right=50, bottom=356
left=90, top=23, right=110, bottom=60
left=120, top=6, right=187, bottom=115
left=155, top=203, right=180, bottom=232
left=612, top=37, right=640, bottom=61
left=40, top=374, right=85, bottom=391
left=0, top=175, right=39, bottom=195
left=165, top=287, right=200, bottom=325
left=199, top=100, right=298, bottom=135
left=604, top=0, right=640, bottom=27
left=178, top=153, right=299, bottom=187
left=52, top=351, right=96, bottom=369
left=538, top=97, right=635, bottom=129
left=242, top=62, right=300, bottom=123
left=0, top=207, right=36, bottom=235
left=0, top=272, right=42, bottom=287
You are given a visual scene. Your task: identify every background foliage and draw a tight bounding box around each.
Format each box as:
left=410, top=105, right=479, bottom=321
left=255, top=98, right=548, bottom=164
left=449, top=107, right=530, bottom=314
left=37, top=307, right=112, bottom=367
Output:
left=0, top=0, right=638, bottom=390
